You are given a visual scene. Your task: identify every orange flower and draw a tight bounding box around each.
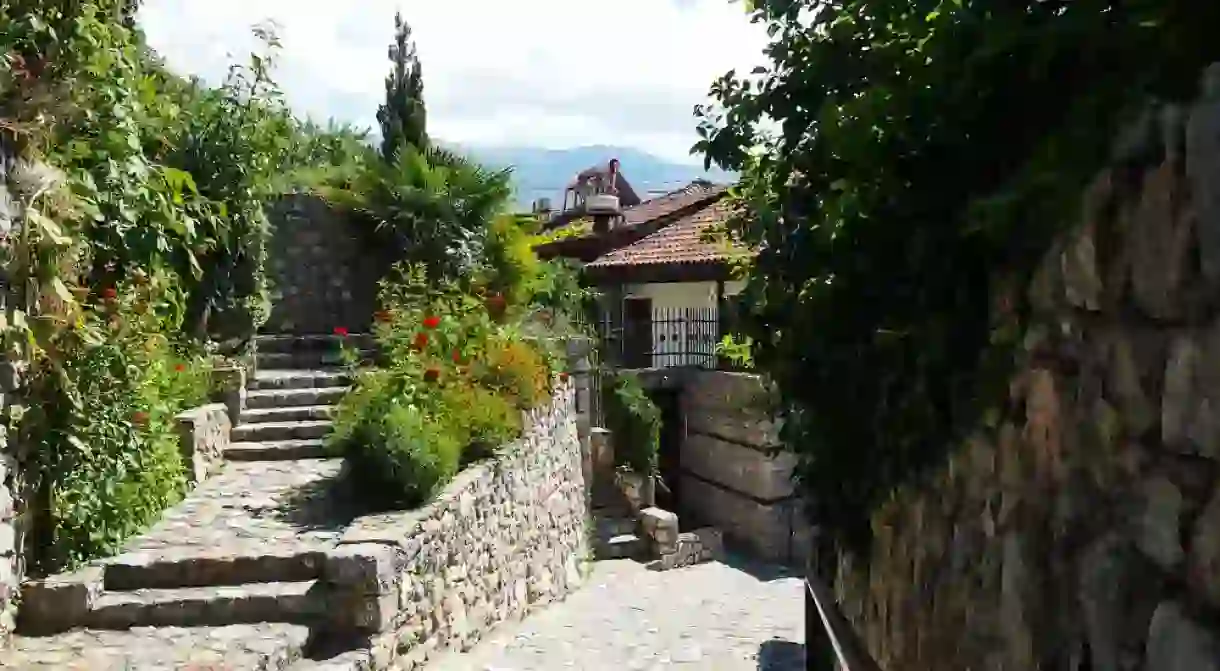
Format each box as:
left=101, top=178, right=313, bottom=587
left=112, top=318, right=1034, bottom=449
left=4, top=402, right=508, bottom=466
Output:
left=413, top=332, right=429, bottom=349
left=423, top=368, right=440, bottom=382
left=132, top=411, right=149, bottom=426
left=174, top=363, right=186, bottom=372
left=423, top=315, right=441, bottom=329
left=374, top=309, right=393, bottom=323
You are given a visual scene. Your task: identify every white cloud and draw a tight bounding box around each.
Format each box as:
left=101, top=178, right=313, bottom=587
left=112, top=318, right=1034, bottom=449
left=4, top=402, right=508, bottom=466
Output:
left=139, top=0, right=769, bottom=164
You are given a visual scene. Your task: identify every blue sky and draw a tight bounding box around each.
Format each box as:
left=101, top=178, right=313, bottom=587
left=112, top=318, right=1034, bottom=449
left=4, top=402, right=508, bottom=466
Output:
left=140, top=0, right=769, bottom=164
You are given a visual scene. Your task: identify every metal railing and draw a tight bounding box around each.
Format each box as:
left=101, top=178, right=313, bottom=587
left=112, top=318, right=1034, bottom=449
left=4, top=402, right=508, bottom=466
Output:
left=805, top=563, right=884, bottom=671
left=595, top=306, right=721, bottom=370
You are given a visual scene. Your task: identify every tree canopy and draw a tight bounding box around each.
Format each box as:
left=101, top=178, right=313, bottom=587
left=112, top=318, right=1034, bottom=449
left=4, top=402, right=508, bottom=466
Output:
left=697, top=0, right=1220, bottom=549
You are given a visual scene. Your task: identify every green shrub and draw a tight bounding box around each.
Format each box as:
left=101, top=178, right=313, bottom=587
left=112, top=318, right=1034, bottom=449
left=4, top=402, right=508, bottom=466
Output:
left=330, top=374, right=463, bottom=509
left=603, top=372, right=661, bottom=476
left=21, top=275, right=210, bottom=573
left=439, top=384, right=523, bottom=464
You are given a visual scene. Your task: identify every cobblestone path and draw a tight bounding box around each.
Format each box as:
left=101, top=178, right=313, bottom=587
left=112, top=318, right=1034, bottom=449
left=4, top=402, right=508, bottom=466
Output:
left=0, top=336, right=363, bottom=670
left=429, top=556, right=806, bottom=671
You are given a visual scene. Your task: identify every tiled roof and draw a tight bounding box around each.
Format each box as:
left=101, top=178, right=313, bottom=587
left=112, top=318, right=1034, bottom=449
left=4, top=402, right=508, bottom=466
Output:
left=544, top=181, right=729, bottom=238
left=586, top=198, right=752, bottom=269
left=619, top=181, right=728, bottom=227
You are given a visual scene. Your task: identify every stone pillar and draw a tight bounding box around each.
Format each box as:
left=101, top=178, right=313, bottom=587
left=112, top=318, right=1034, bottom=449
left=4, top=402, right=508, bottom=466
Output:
left=566, top=337, right=595, bottom=500
left=210, top=364, right=247, bottom=425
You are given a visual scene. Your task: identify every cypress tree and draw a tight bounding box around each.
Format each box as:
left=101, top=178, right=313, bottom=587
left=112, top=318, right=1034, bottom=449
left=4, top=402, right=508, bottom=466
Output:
left=377, top=12, right=427, bottom=162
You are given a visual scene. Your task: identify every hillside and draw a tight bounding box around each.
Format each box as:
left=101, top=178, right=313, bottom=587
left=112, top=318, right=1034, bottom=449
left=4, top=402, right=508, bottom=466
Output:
left=462, top=144, right=736, bottom=209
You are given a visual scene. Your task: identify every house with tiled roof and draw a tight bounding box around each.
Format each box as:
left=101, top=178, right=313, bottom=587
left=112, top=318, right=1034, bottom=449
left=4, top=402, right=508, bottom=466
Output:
left=533, top=164, right=752, bottom=370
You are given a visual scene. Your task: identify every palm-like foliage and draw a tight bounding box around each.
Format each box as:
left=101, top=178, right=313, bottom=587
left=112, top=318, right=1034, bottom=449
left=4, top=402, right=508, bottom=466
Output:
left=333, top=145, right=513, bottom=281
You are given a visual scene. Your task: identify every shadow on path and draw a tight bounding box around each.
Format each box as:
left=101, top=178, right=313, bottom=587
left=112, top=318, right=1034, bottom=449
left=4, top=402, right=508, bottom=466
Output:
left=719, top=551, right=802, bottom=583
left=274, top=468, right=368, bottom=533
left=758, top=639, right=806, bottom=670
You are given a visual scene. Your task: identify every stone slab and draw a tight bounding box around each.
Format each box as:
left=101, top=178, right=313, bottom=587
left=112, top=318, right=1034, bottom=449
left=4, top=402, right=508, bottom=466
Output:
left=681, top=433, right=796, bottom=502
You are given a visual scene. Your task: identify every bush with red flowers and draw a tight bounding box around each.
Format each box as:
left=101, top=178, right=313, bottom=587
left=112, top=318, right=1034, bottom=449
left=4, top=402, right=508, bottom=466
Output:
left=328, top=263, right=572, bottom=508
left=22, top=270, right=211, bottom=574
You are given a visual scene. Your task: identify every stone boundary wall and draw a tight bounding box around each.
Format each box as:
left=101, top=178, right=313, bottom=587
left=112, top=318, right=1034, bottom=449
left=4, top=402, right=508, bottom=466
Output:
left=678, top=369, right=810, bottom=566
left=831, top=64, right=1220, bottom=671
left=318, top=381, right=588, bottom=669
left=264, top=194, right=385, bottom=335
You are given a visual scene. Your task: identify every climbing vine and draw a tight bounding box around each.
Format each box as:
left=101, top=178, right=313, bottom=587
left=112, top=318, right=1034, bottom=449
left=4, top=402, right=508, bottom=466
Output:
left=697, top=0, right=1220, bottom=550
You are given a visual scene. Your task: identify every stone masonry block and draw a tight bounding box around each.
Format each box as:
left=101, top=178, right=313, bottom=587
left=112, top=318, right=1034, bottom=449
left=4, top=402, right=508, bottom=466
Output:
left=18, top=565, right=104, bottom=634
left=175, top=403, right=231, bottom=484
left=326, top=543, right=406, bottom=595
left=681, top=433, right=796, bottom=501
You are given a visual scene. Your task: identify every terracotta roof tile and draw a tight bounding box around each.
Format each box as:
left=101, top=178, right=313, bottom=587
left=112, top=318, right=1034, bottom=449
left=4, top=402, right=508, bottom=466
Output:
left=586, top=198, right=753, bottom=269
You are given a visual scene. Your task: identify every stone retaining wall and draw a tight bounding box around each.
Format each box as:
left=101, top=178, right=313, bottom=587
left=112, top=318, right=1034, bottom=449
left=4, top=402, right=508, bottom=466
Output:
left=320, top=381, right=588, bottom=669
left=265, top=194, right=385, bottom=335
left=832, top=64, right=1220, bottom=671
left=678, top=369, right=810, bottom=565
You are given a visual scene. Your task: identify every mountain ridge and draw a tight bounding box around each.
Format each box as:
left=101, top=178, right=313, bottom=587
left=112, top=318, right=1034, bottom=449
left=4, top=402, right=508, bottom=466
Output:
left=459, top=144, right=736, bottom=209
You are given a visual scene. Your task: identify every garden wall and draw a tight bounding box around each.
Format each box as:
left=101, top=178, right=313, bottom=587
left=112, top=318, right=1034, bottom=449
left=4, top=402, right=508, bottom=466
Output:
left=264, top=194, right=384, bottom=335
left=678, top=369, right=810, bottom=566
left=320, top=381, right=588, bottom=669
left=832, top=64, right=1220, bottom=670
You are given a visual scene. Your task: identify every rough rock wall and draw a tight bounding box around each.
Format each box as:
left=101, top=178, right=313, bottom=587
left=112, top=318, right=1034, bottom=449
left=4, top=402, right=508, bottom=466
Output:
left=679, top=370, right=810, bottom=565
left=264, top=194, right=384, bottom=335
left=321, top=382, right=589, bottom=670
left=0, top=147, right=30, bottom=645
left=834, top=65, right=1220, bottom=671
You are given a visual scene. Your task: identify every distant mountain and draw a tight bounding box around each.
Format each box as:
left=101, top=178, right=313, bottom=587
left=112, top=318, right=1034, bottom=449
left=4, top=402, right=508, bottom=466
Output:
left=461, top=144, right=736, bottom=210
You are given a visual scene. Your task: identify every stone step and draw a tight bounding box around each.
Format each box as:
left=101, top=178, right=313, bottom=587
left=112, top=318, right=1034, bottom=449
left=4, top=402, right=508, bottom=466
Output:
left=104, top=547, right=328, bottom=590
left=0, top=623, right=312, bottom=669
left=595, top=517, right=638, bottom=539
left=85, top=581, right=323, bottom=630
left=225, top=439, right=332, bottom=462
left=251, top=370, right=350, bottom=391
left=232, top=420, right=333, bottom=443
left=256, top=333, right=376, bottom=353
left=594, top=533, right=645, bottom=560
left=246, top=387, right=348, bottom=409
left=241, top=405, right=335, bottom=424
left=256, top=351, right=352, bottom=370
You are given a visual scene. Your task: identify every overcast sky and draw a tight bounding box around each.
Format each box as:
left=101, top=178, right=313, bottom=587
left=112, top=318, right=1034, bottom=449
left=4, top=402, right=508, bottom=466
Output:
left=139, top=0, right=769, bottom=164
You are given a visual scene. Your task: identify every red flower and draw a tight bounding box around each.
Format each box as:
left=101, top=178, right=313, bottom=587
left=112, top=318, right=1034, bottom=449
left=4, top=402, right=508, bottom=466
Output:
left=131, top=411, right=148, bottom=426
left=423, top=368, right=440, bottom=382
left=101, top=287, right=117, bottom=301
left=413, top=332, right=429, bottom=350
left=451, top=349, right=462, bottom=363
left=174, top=363, right=186, bottom=372
left=423, top=315, right=441, bottom=329
left=333, top=326, right=349, bottom=337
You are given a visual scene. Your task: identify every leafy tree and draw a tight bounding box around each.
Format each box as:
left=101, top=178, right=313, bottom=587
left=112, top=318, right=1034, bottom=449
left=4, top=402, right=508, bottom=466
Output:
left=377, top=12, right=427, bottom=161
left=696, top=0, right=1220, bottom=550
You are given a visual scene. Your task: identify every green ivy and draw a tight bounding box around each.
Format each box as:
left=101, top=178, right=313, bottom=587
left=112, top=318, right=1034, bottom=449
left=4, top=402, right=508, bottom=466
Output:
left=603, top=372, right=660, bottom=476
left=697, top=0, right=1220, bottom=551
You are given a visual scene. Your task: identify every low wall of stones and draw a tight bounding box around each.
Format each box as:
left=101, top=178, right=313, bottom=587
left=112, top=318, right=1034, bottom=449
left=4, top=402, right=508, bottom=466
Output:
left=319, top=381, right=588, bottom=669
left=678, top=369, right=810, bottom=566
left=831, top=65, right=1220, bottom=671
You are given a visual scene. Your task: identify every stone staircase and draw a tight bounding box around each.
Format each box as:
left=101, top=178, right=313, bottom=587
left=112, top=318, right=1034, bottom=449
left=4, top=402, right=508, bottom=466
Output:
left=4, top=334, right=376, bottom=669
